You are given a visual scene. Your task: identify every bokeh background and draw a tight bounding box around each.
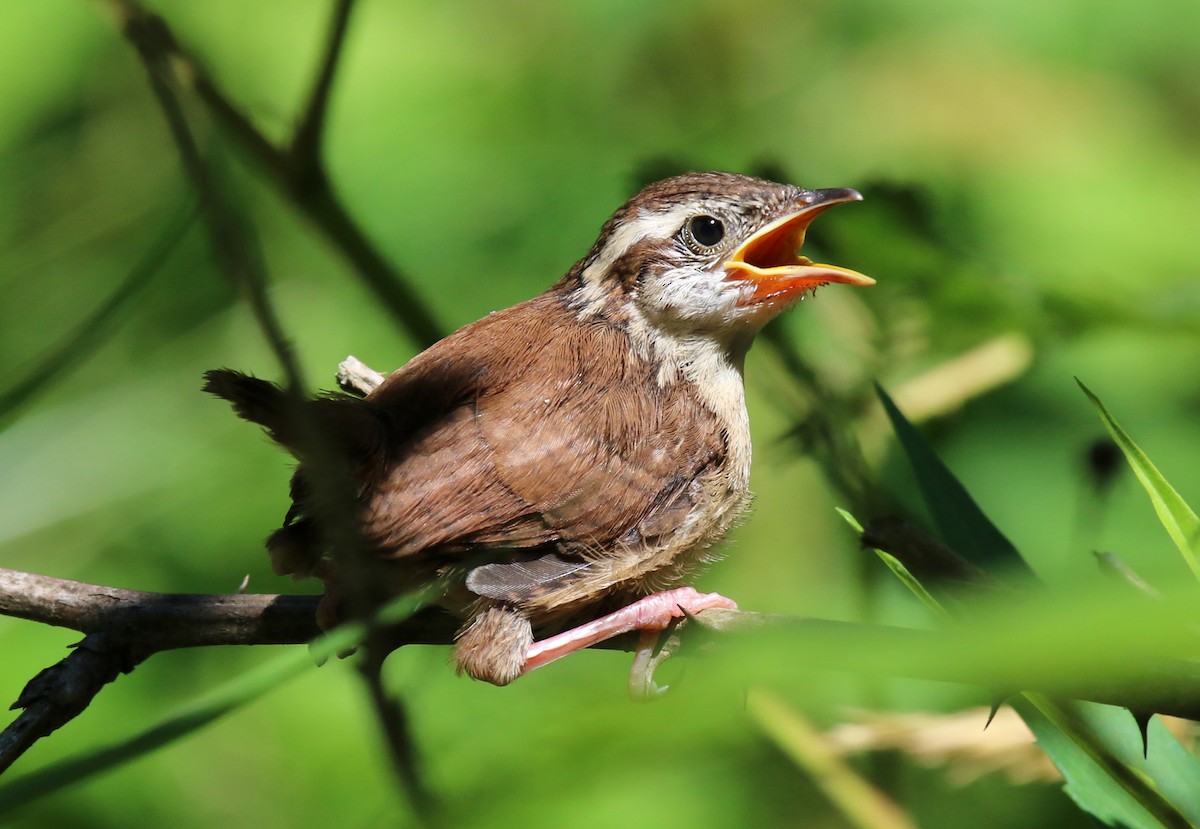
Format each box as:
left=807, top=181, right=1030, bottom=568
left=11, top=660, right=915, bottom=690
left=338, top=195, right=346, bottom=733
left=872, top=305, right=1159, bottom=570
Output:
left=1, top=1, right=1198, bottom=826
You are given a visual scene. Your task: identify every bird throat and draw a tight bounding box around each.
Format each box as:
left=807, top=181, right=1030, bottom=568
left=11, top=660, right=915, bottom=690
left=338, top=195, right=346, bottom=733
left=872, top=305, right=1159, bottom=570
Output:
left=618, top=307, right=754, bottom=479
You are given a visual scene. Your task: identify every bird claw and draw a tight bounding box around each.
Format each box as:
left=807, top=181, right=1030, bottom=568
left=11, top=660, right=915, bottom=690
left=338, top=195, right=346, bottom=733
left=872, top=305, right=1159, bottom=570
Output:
left=628, top=629, right=672, bottom=700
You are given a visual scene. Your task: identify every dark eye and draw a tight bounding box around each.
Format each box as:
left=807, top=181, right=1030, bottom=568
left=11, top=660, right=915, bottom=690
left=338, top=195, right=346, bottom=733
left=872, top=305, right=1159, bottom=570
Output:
left=687, top=215, right=725, bottom=249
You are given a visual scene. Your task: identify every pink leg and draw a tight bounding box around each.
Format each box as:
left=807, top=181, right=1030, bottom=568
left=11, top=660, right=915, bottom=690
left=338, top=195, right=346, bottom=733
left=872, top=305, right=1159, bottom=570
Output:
left=522, top=587, right=737, bottom=674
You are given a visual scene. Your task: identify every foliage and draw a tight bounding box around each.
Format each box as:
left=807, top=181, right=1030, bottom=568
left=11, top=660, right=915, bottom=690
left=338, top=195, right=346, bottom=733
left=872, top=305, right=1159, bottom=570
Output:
left=874, top=383, right=1200, bottom=828
left=0, top=1, right=1198, bottom=827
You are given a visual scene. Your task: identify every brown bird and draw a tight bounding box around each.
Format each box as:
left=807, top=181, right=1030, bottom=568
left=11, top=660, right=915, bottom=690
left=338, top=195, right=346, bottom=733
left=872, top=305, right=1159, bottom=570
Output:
left=204, top=171, right=873, bottom=688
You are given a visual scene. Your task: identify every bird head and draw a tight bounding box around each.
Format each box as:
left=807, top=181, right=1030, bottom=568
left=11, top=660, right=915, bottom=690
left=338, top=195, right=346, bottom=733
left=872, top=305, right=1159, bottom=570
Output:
left=564, top=172, right=873, bottom=346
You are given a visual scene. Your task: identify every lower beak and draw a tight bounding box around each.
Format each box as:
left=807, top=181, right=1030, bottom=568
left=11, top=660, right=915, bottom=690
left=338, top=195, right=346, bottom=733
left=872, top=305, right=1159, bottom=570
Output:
left=723, top=188, right=874, bottom=306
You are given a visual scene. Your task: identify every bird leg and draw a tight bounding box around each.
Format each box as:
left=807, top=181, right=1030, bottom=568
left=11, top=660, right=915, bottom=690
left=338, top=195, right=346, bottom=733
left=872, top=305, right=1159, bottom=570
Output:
left=522, top=587, right=737, bottom=687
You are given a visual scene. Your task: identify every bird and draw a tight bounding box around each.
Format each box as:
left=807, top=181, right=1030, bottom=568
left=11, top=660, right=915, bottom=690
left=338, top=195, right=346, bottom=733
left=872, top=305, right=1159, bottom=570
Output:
left=204, top=171, right=873, bottom=688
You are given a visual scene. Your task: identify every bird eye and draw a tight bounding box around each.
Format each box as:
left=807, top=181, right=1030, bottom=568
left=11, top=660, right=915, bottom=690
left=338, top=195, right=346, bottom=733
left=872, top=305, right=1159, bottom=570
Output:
left=686, top=215, right=725, bottom=249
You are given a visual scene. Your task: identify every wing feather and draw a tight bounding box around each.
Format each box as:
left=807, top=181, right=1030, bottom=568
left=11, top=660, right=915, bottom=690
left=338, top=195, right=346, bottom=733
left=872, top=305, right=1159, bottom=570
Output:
left=287, top=291, right=727, bottom=602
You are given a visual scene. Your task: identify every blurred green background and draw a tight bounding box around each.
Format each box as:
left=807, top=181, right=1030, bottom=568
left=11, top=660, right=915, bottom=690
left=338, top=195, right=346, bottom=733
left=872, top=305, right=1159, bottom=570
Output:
left=1, top=0, right=1198, bottom=826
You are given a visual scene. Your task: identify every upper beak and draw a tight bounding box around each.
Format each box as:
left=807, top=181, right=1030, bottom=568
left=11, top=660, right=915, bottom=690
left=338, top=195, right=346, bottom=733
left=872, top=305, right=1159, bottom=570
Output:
left=724, top=188, right=874, bottom=306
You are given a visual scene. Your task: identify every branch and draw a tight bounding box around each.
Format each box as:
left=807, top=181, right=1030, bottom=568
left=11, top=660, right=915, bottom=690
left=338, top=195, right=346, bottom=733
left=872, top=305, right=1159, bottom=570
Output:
left=102, top=0, right=444, bottom=348
left=0, top=567, right=320, bottom=646
left=0, top=567, right=451, bottom=775
left=288, top=0, right=357, bottom=179
left=0, top=566, right=319, bottom=774
left=104, top=6, right=445, bottom=797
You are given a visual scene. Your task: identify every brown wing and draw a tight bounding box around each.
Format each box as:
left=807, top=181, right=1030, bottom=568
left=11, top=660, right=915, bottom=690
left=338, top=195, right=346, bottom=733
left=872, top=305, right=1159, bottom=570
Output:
left=357, top=291, right=726, bottom=602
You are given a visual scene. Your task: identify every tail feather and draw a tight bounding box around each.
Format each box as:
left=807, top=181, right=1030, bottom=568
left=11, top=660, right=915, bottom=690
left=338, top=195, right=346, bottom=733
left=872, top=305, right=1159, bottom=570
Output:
left=203, top=368, right=385, bottom=460
left=266, top=516, right=322, bottom=577
left=203, top=369, right=296, bottom=446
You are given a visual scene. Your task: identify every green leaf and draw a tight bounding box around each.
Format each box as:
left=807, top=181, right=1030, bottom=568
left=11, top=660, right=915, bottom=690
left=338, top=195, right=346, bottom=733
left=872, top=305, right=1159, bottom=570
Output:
left=836, top=507, right=952, bottom=621
left=1077, top=379, right=1200, bottom=583
left=875, top=383, right=1033, bottom=578
left=1019, top=696, right=1200, bottom=829
left=877, top=383, right=1200, bottom=827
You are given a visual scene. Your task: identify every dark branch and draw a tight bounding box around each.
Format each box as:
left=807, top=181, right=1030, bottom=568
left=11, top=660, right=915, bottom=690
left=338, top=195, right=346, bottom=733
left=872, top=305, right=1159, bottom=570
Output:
left=289, top=0, right=357, bottom=181
left=103, top=0, right=444, bottom=348
left=0, top=565, right=320, bottom=775
left=0, top=567, right=460, bottom=775
left=7, top=566, right=1200, bottom=762
left=115, top=0, right=305, bottom=394
left=0, top=634, right=138, bottom=776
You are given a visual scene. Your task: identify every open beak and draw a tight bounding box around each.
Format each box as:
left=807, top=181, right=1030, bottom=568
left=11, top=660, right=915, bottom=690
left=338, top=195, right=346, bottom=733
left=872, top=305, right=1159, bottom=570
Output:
left=724, top=188, right=874, bottom=306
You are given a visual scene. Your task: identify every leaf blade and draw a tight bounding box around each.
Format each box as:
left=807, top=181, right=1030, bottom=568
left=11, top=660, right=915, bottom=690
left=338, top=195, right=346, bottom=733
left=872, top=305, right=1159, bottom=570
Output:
left=875, top=383, right=1033, bottom=578
left=1077, top=379, right=1200, bottom=583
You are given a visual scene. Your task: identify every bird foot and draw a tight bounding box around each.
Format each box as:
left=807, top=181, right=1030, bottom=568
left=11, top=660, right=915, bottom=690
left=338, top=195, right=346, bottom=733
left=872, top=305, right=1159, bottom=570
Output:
left=521, top=587, right=737, bottom=686
left=628, top=628, right=674, bottom=700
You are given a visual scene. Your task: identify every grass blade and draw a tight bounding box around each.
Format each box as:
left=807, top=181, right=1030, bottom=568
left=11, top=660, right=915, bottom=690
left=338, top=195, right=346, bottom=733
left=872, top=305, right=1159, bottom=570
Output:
left=749, top=690, right=918, bottom=829
left=1077, top=379, right=1200, bottom=583
left=836, top=508, right=952, bottom=621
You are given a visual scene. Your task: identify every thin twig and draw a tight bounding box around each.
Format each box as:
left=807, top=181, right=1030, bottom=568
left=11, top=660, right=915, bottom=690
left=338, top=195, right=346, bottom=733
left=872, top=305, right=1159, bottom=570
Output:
left=289, top=0, right=357, bottom=181
left=358, top=639, right=436, bottom=818
left=337, top=354, right=386, bottom=396
left=117, top=8, right=390, bottom=700
left=101, top=0, right=444, bottom=348
left=117, top=0, right=360, bottom=643
left=0, top=204, right=195, bottom=424
left=115, top=1, right=304, bottom=393
left=112, top=7, right=445, bottom=799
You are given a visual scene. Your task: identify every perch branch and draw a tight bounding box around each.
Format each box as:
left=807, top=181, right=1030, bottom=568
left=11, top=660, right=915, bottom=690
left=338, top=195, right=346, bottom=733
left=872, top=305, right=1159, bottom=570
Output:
left=0, top=567, right=456, bottom=776
left=6, top=564, right=1200, bottom=781
left=0, top=567, right=321, bottom=646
